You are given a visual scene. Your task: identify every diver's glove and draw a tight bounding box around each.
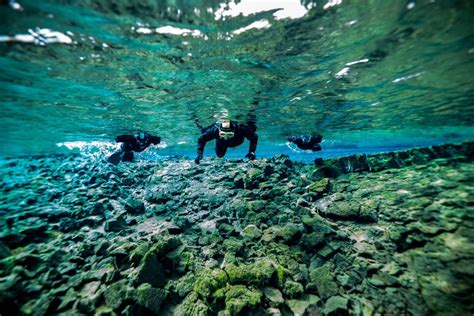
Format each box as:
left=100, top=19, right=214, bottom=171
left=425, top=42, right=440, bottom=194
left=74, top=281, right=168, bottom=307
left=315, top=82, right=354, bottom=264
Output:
left=245, top=152, right=256, bottom=160
left=194, top=155, right=202, bottom=164
left=152, top=136, right=161, bottom=145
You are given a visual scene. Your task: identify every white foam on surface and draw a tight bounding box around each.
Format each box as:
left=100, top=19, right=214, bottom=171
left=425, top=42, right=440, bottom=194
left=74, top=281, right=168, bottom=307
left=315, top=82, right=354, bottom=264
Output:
left=215, top=0, right=310, bottom=21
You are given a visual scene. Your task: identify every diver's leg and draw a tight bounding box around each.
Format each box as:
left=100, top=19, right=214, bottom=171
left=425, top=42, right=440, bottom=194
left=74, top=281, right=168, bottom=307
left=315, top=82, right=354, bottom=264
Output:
left=122, top=151, right=134, bottom=162
left=215, top=141, right=228, bottom=158
left=107, top=149, right=125, bottom=165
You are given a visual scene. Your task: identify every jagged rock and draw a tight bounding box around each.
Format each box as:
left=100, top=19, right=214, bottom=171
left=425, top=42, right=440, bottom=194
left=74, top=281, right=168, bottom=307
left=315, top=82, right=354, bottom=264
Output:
left=283, top=280, right=304, bottom=298
left=286, top=294, right=320, bottom=316
left=80, top=281, right=101, bottom=301
left=266, top=307, right=283, bottom=315
left=224, top=285, right=262, bottom=315
left=323, top=295, right=348, bottom=315
left=301, top=232, right=326, bottom=250
left=134, top=245, right=169, bottom=288
left=104, top=214, right=128, bottom=232
left=175, top=292, right=209, bottom=316
left=124, top=198, right=145, bottom=214
left=175, top=273, right=196, bottom=297
left=0, top=241, right=11, bottom=259
left=58, top=288, right=78, bottom=310
left=225, top=259, right=275, bottom=287
left=263, top=287, right=284, bottom=306
left=301, top=215, right=334, bottom=234
left=262, top=224, right=303, bottom=245
left=241, top=224, right=262, bottom=239
left=20, top=295, right=52, bottom=315
left=104, top=279, right=129, bottom=310
left=133, top=283, right=167, bottom=314
left=308, top=264, right=338, bottom=299
left=306, top=178, right=330, bottom=194
left=194, top=268, right=228, bottom=301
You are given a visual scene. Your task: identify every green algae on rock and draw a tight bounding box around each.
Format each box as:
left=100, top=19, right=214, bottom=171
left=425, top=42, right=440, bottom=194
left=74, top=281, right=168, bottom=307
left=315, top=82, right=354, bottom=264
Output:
left=0, top=142, right=473, bottom=315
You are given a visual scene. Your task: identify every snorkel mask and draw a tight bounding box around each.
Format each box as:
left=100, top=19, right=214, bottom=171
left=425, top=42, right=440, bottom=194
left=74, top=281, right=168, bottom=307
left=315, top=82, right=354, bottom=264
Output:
left=218, top=119, right=234, bottom=139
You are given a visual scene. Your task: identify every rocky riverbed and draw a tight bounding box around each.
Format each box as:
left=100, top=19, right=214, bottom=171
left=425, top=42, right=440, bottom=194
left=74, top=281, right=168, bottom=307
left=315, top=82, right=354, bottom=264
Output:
left=1, top=142, right=473, bottom=315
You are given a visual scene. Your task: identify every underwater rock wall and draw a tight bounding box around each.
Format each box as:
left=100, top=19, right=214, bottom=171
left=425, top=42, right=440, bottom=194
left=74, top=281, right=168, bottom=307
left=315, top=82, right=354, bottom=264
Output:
left=0, top=142, right=473, bottom=315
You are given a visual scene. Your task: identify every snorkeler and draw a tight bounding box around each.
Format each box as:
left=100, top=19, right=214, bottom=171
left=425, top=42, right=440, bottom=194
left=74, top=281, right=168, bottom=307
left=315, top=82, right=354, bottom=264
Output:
left=288, top=135, right=323, bottom=151
left=195, top=119, right=258, bottom=164
left=107, top=132, right=161, bottom=165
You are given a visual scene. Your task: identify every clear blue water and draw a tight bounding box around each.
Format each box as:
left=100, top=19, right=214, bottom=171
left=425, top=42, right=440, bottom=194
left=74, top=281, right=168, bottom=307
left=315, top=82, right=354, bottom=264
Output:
left=1, top=0, right=473, bottom=160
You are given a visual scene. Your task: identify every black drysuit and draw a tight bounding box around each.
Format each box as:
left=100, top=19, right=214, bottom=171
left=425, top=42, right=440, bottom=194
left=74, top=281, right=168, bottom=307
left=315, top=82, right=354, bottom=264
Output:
left=196, top=123, right=258, bottom=162
left=288, top=135, right=322, bottom=151
left=108, top=134, right=161, bottom=163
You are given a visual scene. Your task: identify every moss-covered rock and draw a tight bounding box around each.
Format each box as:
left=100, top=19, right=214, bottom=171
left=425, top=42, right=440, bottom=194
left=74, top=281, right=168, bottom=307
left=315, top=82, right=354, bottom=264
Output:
left=263, top=286, right=284, bottom=306
left=225, top=259, right=275, bottom=287
left=323, top=295, right=348, bottom=315
left=175, top=292, right=209, bottom=316
left=241, top=225, right=262, bottom=239
left=224, top=285, right=262, bottom=315
left=283, top=280, right=304, bottom=298
left=133, top=283, right=167, bottom=314
left=306, top=178, right=330, bottom=195
left=194, top=269, right=228, bottom=301
left=104, top=279, right=130, bottom=310
left=308, top=264, right=338, bottom=299
left=262, top=224, right=303, bottom=245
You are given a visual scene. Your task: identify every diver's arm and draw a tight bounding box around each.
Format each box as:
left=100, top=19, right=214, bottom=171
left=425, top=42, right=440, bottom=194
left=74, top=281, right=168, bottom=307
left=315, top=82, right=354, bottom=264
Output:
left=243, top=126, right=258, bottom=159
left=115, top=135, right=133, bottom=143
left=149, top=135, right=161, bottom=145
left=196, top=127, right=217, bottom=163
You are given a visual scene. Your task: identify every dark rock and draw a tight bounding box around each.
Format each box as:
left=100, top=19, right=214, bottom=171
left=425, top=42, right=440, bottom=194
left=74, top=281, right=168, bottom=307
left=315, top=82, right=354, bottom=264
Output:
left=133, top=283, right=167, bottom=314
left=104, top=214, right=127, bottom=232
left=283, top=280, right=304, bottom=298
left=301, top=232, right=326, bottom=251
left=0, top=241, right=12, bottom=259
left=124, top=198, right=145, bottom=214
left=104, top=279, right=129, bottom=310
left=134, top=237, right=181, bottom=287
left=308, top=264, right=338, bottom=299
left=59, top=218, right=79, bottom=232
left=58, top=288, right=78, bottom=310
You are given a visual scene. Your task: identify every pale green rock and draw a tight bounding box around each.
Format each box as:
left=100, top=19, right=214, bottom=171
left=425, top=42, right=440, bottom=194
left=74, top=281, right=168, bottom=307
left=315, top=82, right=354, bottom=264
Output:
left=263, top=287, right=284, bottom=306
left=287, top=294, right=320, bottom=316
left=241, top=224, right=262, bottom=239
left=323, top=295, right=348, bottom=315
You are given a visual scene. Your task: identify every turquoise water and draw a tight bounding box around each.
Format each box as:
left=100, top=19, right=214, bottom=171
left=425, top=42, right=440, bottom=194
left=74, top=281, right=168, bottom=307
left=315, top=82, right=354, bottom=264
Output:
left=1, top=0, right=474, bottom=159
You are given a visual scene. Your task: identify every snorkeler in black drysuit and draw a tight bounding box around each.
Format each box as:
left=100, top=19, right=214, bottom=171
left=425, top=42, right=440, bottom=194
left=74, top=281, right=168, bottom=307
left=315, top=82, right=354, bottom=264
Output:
left=195, top=119, right=258, bottom=164
left=107, top=132, right=161, bottom=165
left=288, top=135, right=323, bottom=151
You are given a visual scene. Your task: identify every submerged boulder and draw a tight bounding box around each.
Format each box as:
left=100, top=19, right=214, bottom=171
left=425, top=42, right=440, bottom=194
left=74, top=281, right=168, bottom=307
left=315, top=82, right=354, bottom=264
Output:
left=224, top=285, right=262, bottom=315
